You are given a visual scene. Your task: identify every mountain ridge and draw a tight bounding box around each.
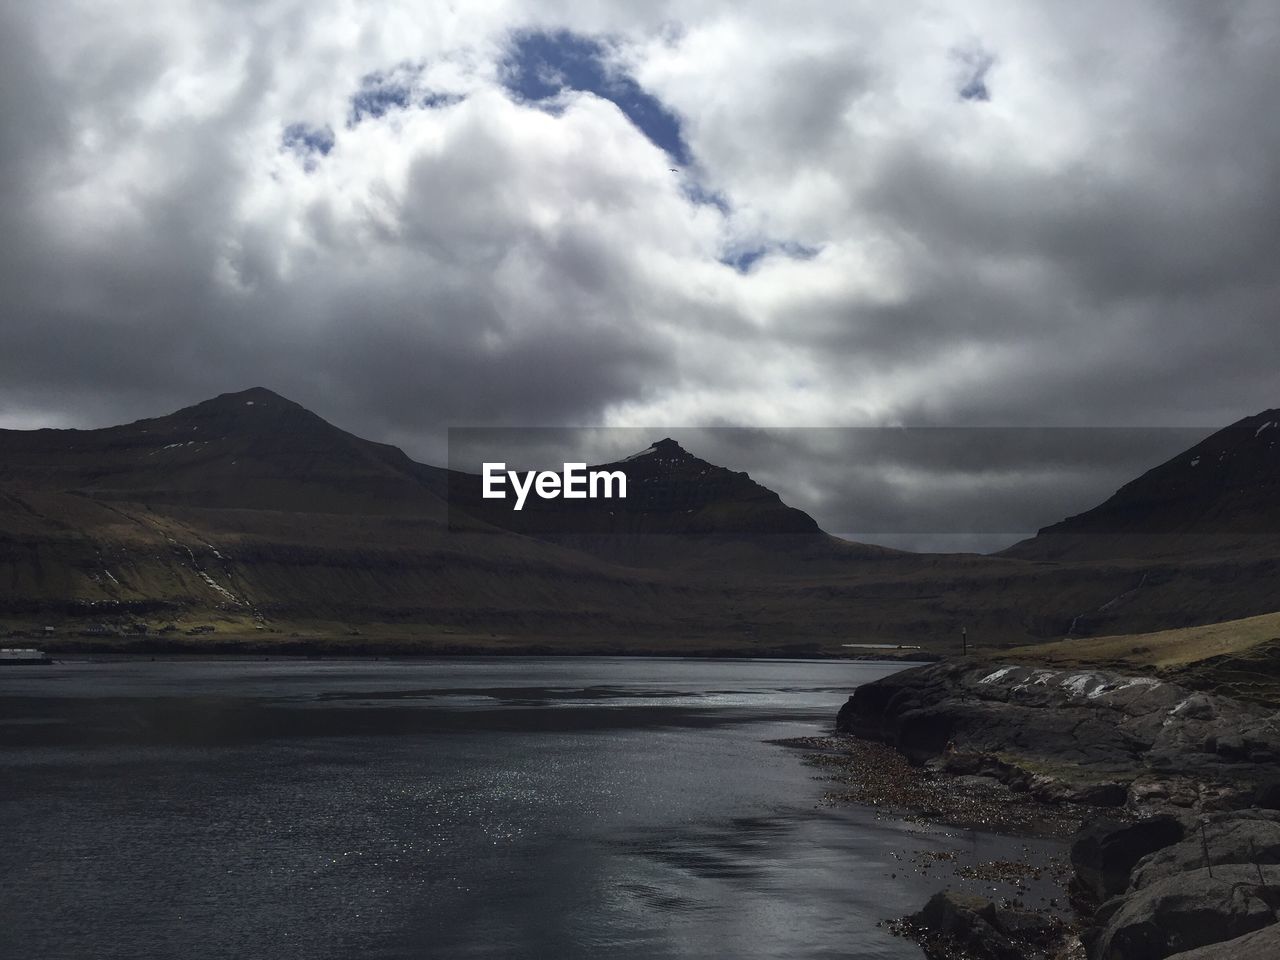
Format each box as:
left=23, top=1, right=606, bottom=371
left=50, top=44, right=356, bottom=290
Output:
left=450, top=433, right=826, bottom=539
left=3, top=388, right=1279, bottom=653
left=1003, top=409, right=1280, bottom=560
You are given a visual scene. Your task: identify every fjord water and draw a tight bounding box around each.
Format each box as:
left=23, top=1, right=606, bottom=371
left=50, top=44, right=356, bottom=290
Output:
left=2, top=658, right=1016, bottom=959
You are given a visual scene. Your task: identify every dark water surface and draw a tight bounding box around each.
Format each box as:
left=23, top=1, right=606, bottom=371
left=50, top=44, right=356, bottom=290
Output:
left=0, top=658, right=1049, bottom=959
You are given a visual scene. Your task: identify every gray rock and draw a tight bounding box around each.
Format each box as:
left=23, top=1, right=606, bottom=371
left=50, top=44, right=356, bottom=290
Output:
left=1092, top=864, right=1280, bottom=959
left=911, top=891, right=1054, bottom=960
left=1254, top=778, right=1280, bottom=810
left=836, top=659, right=1280, bottom=812
left=1071, top=815, right=1186, bottom=903
left=1032, top=777, right=1129, bottom=807
left=1164, top=923, right=1280, bottom=959
left=839, top=661, right=1280, bottom=959
left=1130, top=810, right=1280, bottom=890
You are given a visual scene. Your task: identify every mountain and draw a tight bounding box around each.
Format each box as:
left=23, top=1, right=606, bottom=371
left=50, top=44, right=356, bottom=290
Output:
left=0, top=389, right=901, bottom=652
left=0, top=389, right=639, bottom=641
left=1003, top=409, right=1280, bottom=560
left=456, top=436, right=820, bottom=536
left=3, top=390, right=1279, bottom=654
left=446, top=435, right=878, bottom=574
left=0, top=387, right=453, bottom=516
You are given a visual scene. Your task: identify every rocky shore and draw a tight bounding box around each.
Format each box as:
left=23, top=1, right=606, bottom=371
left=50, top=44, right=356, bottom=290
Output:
left=836, top=658, right=1280, bottom=959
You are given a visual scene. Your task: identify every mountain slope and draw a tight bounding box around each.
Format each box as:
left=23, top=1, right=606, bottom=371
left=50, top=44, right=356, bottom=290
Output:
left=442, top=435, right=891, bottom=572
left=451, top=436, right=823, bottom=537
left=0, top=387, right=453, bottom=516
left=0, top=389, right=906, bottom=649
left=4, top=390, right=1279, bottom=652
left=1002, top=409, right=1280, bottom=560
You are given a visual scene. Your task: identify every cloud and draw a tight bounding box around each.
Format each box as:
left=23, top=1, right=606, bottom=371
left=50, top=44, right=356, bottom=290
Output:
left=0, top=0, right=1277, bottom=546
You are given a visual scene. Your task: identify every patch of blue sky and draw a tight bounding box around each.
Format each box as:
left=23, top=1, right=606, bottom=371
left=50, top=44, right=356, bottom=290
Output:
left=348, top=62, right=464, bottom=126
left=281, top=123, right=335, bottom=171
left=720, top=241, right=821, bottom=274
left=681, top=181, right=731, bottom=215
left=956, top=47, right=995, bottom=102
left=500, top=29, right=691, bottom=166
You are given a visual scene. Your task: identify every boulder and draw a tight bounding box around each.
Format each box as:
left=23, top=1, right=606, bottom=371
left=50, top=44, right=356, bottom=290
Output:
left=1031, top=777, right=1128, bottom=807
left=1071, top=816, right=1186, bottom=903
left=1130, top=810, right=1280, bottom=890
left=910, top=891, right=1056, bottom=960
left=1254, top=778, right=1280, bottom=810
left=1091, top=864, right=1280, bottom=959
left=1164, top=923, right=1280, bottom=959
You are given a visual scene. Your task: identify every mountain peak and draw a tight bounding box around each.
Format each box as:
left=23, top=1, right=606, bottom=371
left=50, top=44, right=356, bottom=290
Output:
left=1002, top=405, right=1280, bottom=559
left=615, top=437, right=701, bottom=466
left=195, top=387, right=296, bottom=410
left=228, top=386, right=287, bottom=401
left=166, top=388, right=325, bottom=429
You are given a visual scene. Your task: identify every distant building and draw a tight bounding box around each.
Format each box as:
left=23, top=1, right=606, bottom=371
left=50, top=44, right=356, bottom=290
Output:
left=1, top=648, right=53, bottom=664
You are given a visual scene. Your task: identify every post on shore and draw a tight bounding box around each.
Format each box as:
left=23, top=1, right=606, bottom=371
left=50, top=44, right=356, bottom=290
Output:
left=961, top=625, right=968, bottom=657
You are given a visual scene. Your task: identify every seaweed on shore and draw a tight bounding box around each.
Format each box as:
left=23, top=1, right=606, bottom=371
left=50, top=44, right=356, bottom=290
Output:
left=773, top=734, right=1087, bottom=836
left=772, top=734, right=1086, bottom=959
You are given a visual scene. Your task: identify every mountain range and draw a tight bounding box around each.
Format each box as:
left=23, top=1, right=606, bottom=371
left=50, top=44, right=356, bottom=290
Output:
left=2, top=388, right=1277, bottom=655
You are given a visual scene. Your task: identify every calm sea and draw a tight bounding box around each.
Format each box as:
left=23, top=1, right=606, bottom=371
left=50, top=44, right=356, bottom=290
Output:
left=0, top=657, right=1053, bottom=959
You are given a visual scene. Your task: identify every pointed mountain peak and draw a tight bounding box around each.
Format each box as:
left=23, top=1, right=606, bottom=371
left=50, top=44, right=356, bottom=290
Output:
left=147, top=388, right=342, bottom=442
left=196, top=387, right=296, bottom=410
left=652, top=437, right=684, bottom=452
left=617, top=437, right=699, bottom=464
left=174, top=387, right=319, bottom=421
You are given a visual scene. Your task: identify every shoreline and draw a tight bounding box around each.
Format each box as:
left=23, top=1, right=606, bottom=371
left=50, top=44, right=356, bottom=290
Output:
left=780, top=732, right=1085, bottom=958
left=12, top=641, right=944, bottom=662
left=829, top=657, right=1280, bottom=959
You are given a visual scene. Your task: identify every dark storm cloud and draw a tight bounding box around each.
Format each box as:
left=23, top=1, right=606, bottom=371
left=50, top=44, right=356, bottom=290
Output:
left=0, top=1, right=1277, bottom=550
left=0, top=9, right=67, bottom=195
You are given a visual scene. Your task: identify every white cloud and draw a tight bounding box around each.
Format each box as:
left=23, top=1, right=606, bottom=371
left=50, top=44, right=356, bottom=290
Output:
left=1, top=0, right=1277, bottom=460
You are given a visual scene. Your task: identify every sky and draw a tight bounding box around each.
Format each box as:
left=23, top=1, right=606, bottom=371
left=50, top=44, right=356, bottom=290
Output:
left=1, top=1, right=1277, bottom=549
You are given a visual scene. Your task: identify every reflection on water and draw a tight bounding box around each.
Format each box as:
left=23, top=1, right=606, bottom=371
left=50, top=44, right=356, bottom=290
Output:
left=0, top=657, right=1060, bottom=959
